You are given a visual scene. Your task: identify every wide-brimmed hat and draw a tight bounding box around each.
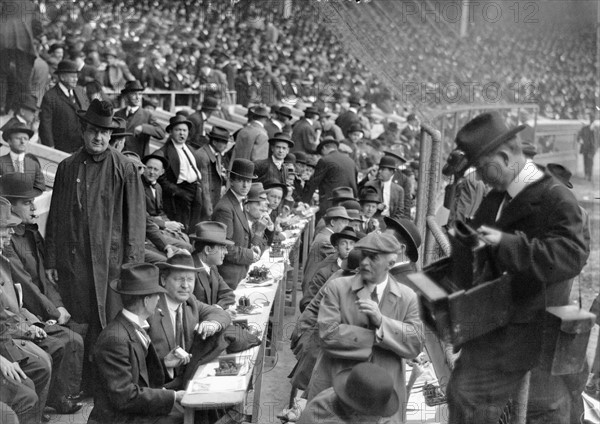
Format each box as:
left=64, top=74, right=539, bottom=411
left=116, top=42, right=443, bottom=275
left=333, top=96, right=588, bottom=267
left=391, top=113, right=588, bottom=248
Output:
left=190, top=221, right=234, bottom=245
left=276, top=106, right=293, bottom=119
left=208, top=126, right=230, bottom=143
left=18, top=94, right=39, bottom=112
left=156, top=252, right=202, bottom=272
left=316, top=136, right=339, bottom=154
left=110, top=117, right=133, bottom=139
left=324, top=206, right=350, bottom=220
left=249, top=105, right=269, bottom=119
left=547, top=163, right=574, bottom=189
left=455, top=112, right=526, bottom=166
left=268, top=132, right=294, bottom=148
left=166, top=114, right=193, bottom=132
left=378, top=156, right=397, bottom=170
left=355, top=232, right=402, bottom=254
left=328, top=187, right=357, bottom=202
left=0, top=197, right=21, bottom=227
left=55, top=60, right=79, bottom=74
left=264, top=182, right=288, bottom=199
left=245, top=182, right=267, bottom=203
left=229, top=159, right=257, bottom=180
left=333, top=363, right=399, bottom=417
left=2, top=124, right=34, bottom=142
left=347, top=123, right=363, bottom=134
left=201, top=97, right=219, bottom=111
left=121, top=80, right=145, bottom=94
left=330, top=226, right=359, bottom=246
left=0, top=173, right=43, bottom=198
left=110, top=263, right=167, bottom=295
left=304, top=107, right=320, bottom=117
left=383, top=216, right=421, bottom=262
left=77, top=99, right=120, bottom=129
left=142, top=153, right=168, bottom=169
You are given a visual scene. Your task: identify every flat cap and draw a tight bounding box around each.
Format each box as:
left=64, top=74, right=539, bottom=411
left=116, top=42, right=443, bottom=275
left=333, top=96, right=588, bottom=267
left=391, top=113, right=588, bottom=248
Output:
left=355, top=232, right=402, bottom=254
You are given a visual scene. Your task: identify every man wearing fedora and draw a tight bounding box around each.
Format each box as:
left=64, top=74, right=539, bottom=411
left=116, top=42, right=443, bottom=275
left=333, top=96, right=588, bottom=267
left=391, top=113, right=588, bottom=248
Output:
left=303, top=137, right=358, bottom=222
left=445, top=112, right=588, bottom=423
left=190, top=222, right=236, bottom=309
left=291, top=107, right=321, bottom=155
left=147, top=253, right=230, bottom=387
left=265, top=105, right=293, bottom=139
left=0, top=125, right=45, bottom=192
left=89, top=263, right=186, bottom=424
left=231, top=105, right=270, bottom=162
left=0, top=94, right=38, bottom=133
left=196, top=126, right=231, bottom=221
left=157, top=115, right=205, bottom=232
left=114, top=80, right=166, bottom=158
left=299, top=363, right=399, bottom=424
left=39, top=59, right=90, bottom=153
left=255, top=132, right=294, bottom=185
left=212, top=160, right=265, bottom=289
left=307, top=232, right=423, bottom=424
left=188, top=97, right=220, bottom=149
left=44, top=99, right=146, bottom=391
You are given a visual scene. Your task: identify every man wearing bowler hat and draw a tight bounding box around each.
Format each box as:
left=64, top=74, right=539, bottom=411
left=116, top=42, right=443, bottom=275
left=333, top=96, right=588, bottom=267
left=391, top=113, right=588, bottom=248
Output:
left=0, top=125, right=45, bottom=192
left=212, top=159, right=264, bottom=289
left=255, top=132, right=295, bottom=185
left=196, top=126, right=231, bottom=221
left=39, top=59, right=90, bottom=152
left=231, top=105, right=270, bottom=162
left=188, top=96, right=220, bottom=149
left=115, top=80, right=166, bottom=158
left=291, top=106, right=321, bottom=155
left=190, top=222, right=236, bottom=309
left=307, top=231, right=423, bottom=424
left=89, top=263, right=185, bottom=424
left=445, top=112, right=588, bottom=423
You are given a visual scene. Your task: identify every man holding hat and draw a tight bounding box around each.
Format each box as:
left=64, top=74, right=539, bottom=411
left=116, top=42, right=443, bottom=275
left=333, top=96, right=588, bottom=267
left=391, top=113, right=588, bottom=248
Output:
left=231, top=105, right=270, bottom=162
left=188, top=97, right=219, bottom=149
left=0, top=124, right=45, bottom=192
left=212, top=159, right=264, bottom=288
left=255, top=132, right=294, bottom=185
left=292, top=106, right=321, bottom=155
left=445, top=112, right=588, bottom=423
left=307, top=231, right=423, bottom=424
left=89, top=263, right=185, bottom=424
left=1, top=94, right=38, bottom=133
left=196, top=126, right=230, bottom=220
left=157, top=114, right=205, bottom=231
left=39, top=59, right=90, bottom=152
left=190, top=222, right=236, bottom=309
left=115, top=80, right=166, bottom=158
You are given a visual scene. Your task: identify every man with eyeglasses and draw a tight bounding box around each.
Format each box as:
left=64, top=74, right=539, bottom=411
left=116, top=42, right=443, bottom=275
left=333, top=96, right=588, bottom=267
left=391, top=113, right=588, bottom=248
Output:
left=307, top=232, right=424, bottom=424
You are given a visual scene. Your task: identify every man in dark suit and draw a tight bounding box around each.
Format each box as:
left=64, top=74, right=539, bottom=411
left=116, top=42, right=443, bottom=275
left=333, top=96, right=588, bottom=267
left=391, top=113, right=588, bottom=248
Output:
left=445, top=112, right=589, bottom=423
left=372, top=156, right=406, bottom=220
left=115, top=80, right=166, bottom=158
left=0, top=94, right=38, bottom=133
left=157, top=115, right=205, bottom=232
left=196, top=127, right=230, bottom=221
left=303, top=137, right=358, bottom=221
left=0, top=126, right=45, bottom=191
left=188, top=97, right=219, bottom=149
left=255, top=133, right=294, bottom=185
left=89, top=263, right=185, bottom=424
left=39, top=60, right=90, bottom=152
left=147, top=253, right=230, bottom=387
left=291, top=107, right=320, bottom=155
left=189, top=222, right=236, bottom=309
left=335, top=96, right=361, bottom=138
left=211, top=159, right=265, bottom=289
left=231, top=106, right=270, bottom=162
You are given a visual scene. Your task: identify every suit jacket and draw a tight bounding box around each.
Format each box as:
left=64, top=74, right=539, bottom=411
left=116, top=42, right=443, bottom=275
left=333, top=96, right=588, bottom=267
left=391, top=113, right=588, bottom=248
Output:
left=39, top=85, right=90, bottom=153
left=196, top=144, right=225, bottom=220
left=114, top=107, right=165, bottom=158
left=142, top=176, right=167, bottom=227
left=0, top=153, right=45, bottom=191
left=192, top=257, right=236, bottom=309
left=307, top=274, right=423, bottom=424
left=88, top=312, right=176, bottom=424
left=231, top=121, right=269, bottom=162
left=291, top=118, right=318, bottom=154
left=255, top=157, right=286, bottom=185
left=187, top=111, right=208, bottom=149
left=302, top=151, right=358, bottom=213
left=212, top=190, right=266, bottom=288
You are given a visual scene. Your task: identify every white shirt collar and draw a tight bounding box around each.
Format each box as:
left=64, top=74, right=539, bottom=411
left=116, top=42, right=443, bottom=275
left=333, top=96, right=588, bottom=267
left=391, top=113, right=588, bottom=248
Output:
left=348, top=107, right=358, bottom=114
left=305, top=118, right=313, bottom=126
left=198, top=259, right=211, bottom=275
left=127, top=105, right=140, bottom=114
left=506, top=159, right=544, bottom=199
left=253, top=120, right=264, bottom=128
left=272, top=157, right=284, bottom=168
left=375, top=275, right=389, bottom=302
left=165, top=296, right=182, bottom=314
left=122, top=308, right=150, bottom=330
left=272, top=119, right=283, bottom=130
left=9, top=151, right=25, bottom=162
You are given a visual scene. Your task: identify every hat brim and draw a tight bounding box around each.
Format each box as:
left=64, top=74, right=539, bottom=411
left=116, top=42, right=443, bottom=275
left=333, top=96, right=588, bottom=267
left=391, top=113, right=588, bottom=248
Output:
left=209, top=135, right=230, bottom=143
left=155, top=262, right=203, bottom=272
left=465, top=125, right=527, bottom=166
left=77, top=110, right=121, bottom=129
left=166, top=121, right=193, bottom=133
left=383, top=217, right=419, bottom=262
left=2, top=128, right=35, bottom=142
left=3, top=187, right=44, bottom=199
left=333, top=368, right=399, bottom=417
left=325, top=213, right=351, bottom=221
left=268, top=138, right=295, bottom=148
left=330, top=232, right=359, bottom=245
left=277, top=111, right=293, bottom=119
left=229, top=170, right=258, bottom=180
left=122, top=88, right=145, bottom=94
left=383, top=151, right=408, bottom=164
left=142, top=154, right=169, bottom=169
left=327, top=195, right=357, bottom=203
left=111, top=132, right=134, bottom=138
left=316, top=140, right=339, bottom=153
left=109, top=279, right=167, bottom=295
left=189, top=235, right=234, bottom=245
left=54, top=69, right=80, bottom=74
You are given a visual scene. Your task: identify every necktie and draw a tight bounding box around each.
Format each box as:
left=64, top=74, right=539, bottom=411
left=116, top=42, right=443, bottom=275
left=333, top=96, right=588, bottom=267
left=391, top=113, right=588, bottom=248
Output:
left=371, top=287, right=379, bottom=304
left=176, top=305, right=185, bottom=350
left=498, top=193, right=512, bottom=219
left=182, top=147, right=201, bottom=183
left=14, top=160, right=24, bottom=173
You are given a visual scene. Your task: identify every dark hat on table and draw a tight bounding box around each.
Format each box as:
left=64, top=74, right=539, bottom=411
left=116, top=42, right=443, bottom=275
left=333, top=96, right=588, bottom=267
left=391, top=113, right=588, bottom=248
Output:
left=284, top=153, right=296, bottom=164
left=340, top=249, right=361, bottom=273
left=77, top=99, right=120, bottom=129
left=229, top=159, right=257, bottom=180
left=249, top=105, right=270, bottom=119
left=455, top=112, right=526, bottom=167
left=276, top=106, right=293, bottom=119
left=268, top=132, right=294, bottom=148
left=304, top=106, right=320, bottom=118
left=55, top=60, right=79, bottom=74
left=521, top=142, right=537, bottom=158
left=316, top=136, right=339, bottom=154
left=2, top=124, right=34, bottom=142
left=328, top=187, right=357, bottom=202
left=547, top=163, right=574, bottom=189
left=347, top=122, right=363, bottom=134
left=355, top=231, right=402, bottom=254
left=110, top=117, right=133, bottom=139
left=245, top=183, right=267, bottom=203
left=347, top=95, right=361, bottom=107
left=383, top=150, right=408, bottom=164
left=378, top=156, right=398, bottom=170
left=0, top=173, right=43, bottom=198
left=383, top=216, right=421, bottom=262
left=17, top=94, right=39, bottom=112
left=121, top=80, right=145, bottom=94
left=0, top=197, right=21, bottom=227
left=156, top=252, right=202, bottom=272
left=330, top=226, right=359, bottom=246
left=324, top=206, right=350, bottom=220
left=333, top=363, right=399, bottom=417
left=142, top=153, right=169, bottom=169
left=208, top=126, right=230, bottom=143
left=166, top=114, right=193, bottom=132
left=189, top=221, right=234, bottom=245
left=110, top=263, right=167, bottom=295
left=201, top=96, right=219, bottom=111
